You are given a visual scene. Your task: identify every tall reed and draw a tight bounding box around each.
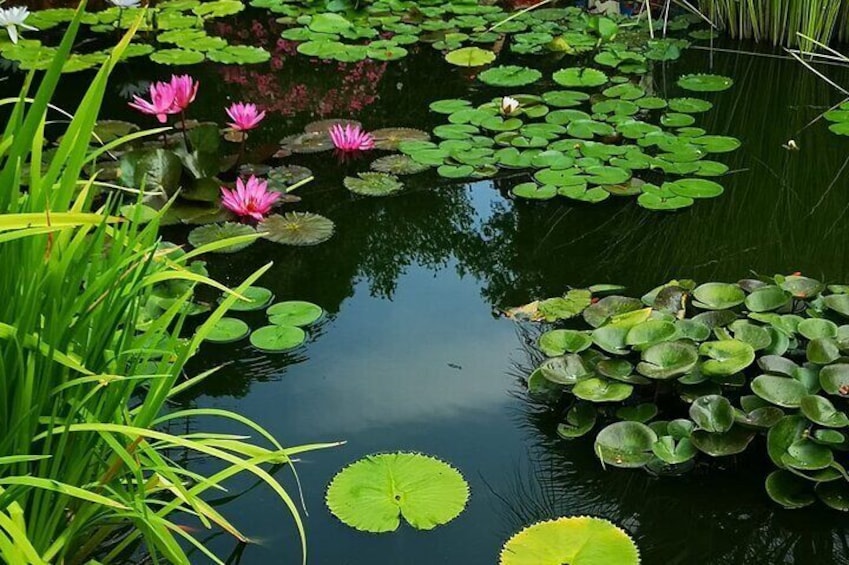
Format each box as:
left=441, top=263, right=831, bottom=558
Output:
left=0, top=3, right=336, bottom=564
left=697, top=0, right=845, bottom=48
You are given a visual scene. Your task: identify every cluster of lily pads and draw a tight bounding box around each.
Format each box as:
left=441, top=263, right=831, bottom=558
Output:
left=325, top=451, right=639, bottom=564
left=255, top=0, right=698, bottom=65
left=518, top=274, right=849, bottom=510
left=204, top=287, right=325, bottom=351
left=398, top=70, right=737, bottom=209
left=4, top=0, right=268, bottom=72
left=824, top=101, right=849, bottom=137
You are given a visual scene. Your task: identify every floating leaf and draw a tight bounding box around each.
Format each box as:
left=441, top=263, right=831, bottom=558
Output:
left=326, top=453, right=469, bottom=533
left=150, top=48, right=205, bottom=65
left=478, top=65, right=542, bottom=87
left=689, top=395, right=734, bottom=432
left=225, top=286, right=273, bottom=312
left=573, top=378, right=633, bottom=403
left=594, top=421, right=657, bottom=468
left=249, top=325, right=306, bottom=351
left=552, top=67, right=608, bottom=88
left=557, top=403, right=598, bottom=439
left=204, top=317, right=250, bottom=344
left=700, top=340, right=755, bottom=376
left=677, top=73, right=734, bottom=92
left=370, top=154, right=430, bottom=175
left=499, top=517, right=640, bottom=565
left=344, top=172, right=404, bottom=197
left=444, top=46, right=496, bottom=67
left=371, top=128, right=430, bottom=151
left=187, top=222, right=256, bottom=254
left=259, top=212, right=335, bottom=246
left=267, top=301, right=323, bottom=327
left=765, top=470, right=816, bottom=509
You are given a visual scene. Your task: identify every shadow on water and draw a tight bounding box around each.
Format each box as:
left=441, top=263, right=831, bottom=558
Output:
left=10, top=9, right=849, bottom=563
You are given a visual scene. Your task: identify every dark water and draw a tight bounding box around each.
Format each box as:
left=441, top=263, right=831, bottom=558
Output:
left=12, top=9, right=849, bottom=564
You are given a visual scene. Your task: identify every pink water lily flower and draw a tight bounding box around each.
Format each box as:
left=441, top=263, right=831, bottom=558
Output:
left=128, top=81, right=177, bottom=123
left=169, top=74, right=198, bottom=112
left=330, top=124, right=374, bottom=152
left=220, top=176, right=280, bottom=221
left=226, top=102, right=266, bottom=132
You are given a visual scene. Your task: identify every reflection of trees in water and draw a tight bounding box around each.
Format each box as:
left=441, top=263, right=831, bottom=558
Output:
left=490, top=323, right=849, bottom=565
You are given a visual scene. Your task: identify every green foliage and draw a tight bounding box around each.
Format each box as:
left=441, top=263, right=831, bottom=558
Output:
left=518, top=274, right=849, bottom=509
left=0, top=11, right=334, bottom=563
left=499, top=516, right=640, bottom=565
left=326, top=452, right=469, bottom=533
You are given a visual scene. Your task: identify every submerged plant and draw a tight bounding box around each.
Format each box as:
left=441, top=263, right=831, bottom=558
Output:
left=220, top=175, right=281, bottom=221
left=330, top=123, right=375, bottom=152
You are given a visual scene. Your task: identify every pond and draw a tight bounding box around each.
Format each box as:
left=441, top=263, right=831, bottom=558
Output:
left=7, top=3, right=849, bottom=563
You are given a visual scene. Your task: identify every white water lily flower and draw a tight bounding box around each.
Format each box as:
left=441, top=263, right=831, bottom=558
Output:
left=500, top=96, right=520, bottom=116
left=0, top=7, right=37, bottom=45
left=109, top=0, right=142, bottom=7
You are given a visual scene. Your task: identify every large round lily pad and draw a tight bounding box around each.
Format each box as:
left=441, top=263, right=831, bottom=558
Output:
left=499, top=516, right=640, bottom=565
left=188, top=222, right=257, bottom=254
left=552, top=67, right=608, bottom=88
left=677, top=73, right=733, bottom=92
left=692, top=282, right=745, bottom=310
left=344, top=172, right=404, bottom=196
left=204, top=317, right=250, bottom=343
left=751, top=375, right=807, bottom=408
left=637, top=341, right=698, bottom=380
left=573, top=378, right=633, bottom=403
left=249, top=325, right=306, bottom=351
left=699, top=340, right=755, bottom=376
left=594, top=421, right=657, bottom=468
left=765, top=470, right=815, bottom=509
left=326, top=452, right=469, bottom=532
left=259, top=212, right=335, bottom=246
left=690, top=427, right=754, bottom=456
left=267, top=300, right=323, bottom=327
left=478, top=65, right=542, bottom=87
left=226, top=286, right=273, bottom=312
left=444, top=46, right=496, bottom=67
left=800, top=394, right=849, bottom=428
left=820, top=364, right=849, bottom=396
left=539, top=329, right=592, bottom=356
left=689, top=394, right=734, bottom=433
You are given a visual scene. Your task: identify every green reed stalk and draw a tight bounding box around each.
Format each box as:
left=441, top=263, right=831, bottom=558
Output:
left=0, top=3, right=337, bottom=564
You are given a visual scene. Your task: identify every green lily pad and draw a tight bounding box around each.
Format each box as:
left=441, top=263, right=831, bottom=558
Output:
left=690, top=427, right=755, bottom=456
left=689, top=394, right=734, bottom=432
left=820, top=364, right=849, bottom=396
left=267, top=301, right=323, bottom=327
left=667, top=178, right=724, bottom=199
left=668, top=97, right=713, bottom=113
left=781, top=438, right=834, bottom=471
left=616, top=403, right=658, bottom=423
left=537, top=355, right=591, bottom=386
left=798, top=318, right=838, bottom=340
left=226, top=286, right=274, bottom=312
left=370, top=155, right=431, bottom=175
left=444, top=46, right=496, bottom=66
left=552, top=67, right=608, bottom=88
left=816, top=480, right=849, bottom=511
left=625, top=320, right=676, bottom=347
left=824, top=294, right=849, bottom=317
left=556, top=403, right=598, bottom=439
left=542, top=90, right=590, bottom=108
left=781, top=276, right=825, bottom=298
left=344, top=172, right=404, bottom=197
left=751, top=375, right=807, bottom=408
left=767, top=415, right=807, bottom=468
left=765, top=470, right=815, bottom=509
left=326, top=452, right=469, bottom=533
left=539, top=329, right=592, bottom=356
left=249, top=325, right=306, bottom=351
left=637, top=341, right=699, bottom=379
left=204, top=317, right=250, bottom=344
left=800, top=395, right=849, bottom=428
left=573, top=378, right=633, bottom=403
left=187, top=222, right=257, bottom=254
left=478, top=65, right=542, bottom=87
left=150, top=48, right=205, bottom=65
left=259, top=212, right=335, bottom=246
left=429, top=99, right=473, bottom=114
left=499, top=516, right=640, bottom=565
left=207, top=45, right=270, bottom=64
left=699, top=340, right=755, bottom=376
left=652, top=436, right=697, bottom=465
left=677, top=73, right=734, bottom=92
left=594, top=421, right=657, bottom=468
left=807, top=338, right=840, bottom=364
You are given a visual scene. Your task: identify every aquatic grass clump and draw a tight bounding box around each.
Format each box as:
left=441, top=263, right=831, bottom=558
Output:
left=0, top=5, right=336, bottom=563
left=514, top=273, right=849, bottom=510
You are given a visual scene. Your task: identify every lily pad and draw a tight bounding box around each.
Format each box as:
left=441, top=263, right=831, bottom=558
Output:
left=573, top=378, right=633, bottom=403
left=751, top=375, right=807, bottom=408
left=225, top=286, right=274, bottom=312
left=267, top=301, right=323, bottom=327
left=344, top=172, right=404, bottom=197
left=370, top=155, right=430, bottom=175
left=552, top=67, right=608, bottom=88
left=765, top=470, right=815, bottom=509
left=800, top=394, right=849, bottom=428
left=693, top=282, right=745, bottom=309
left=499, top=516, right=640, bottom=565
left=444, top=46, right=496, bottom=67
left=249, top=325, right=306, bottom=351
left=326, top=452, right=469, bottom=533
left=556, top=403, right=598, bottom=439
left=539, top=329, right=592, bottom=356
left=690, top=427, right=755, bottom=456
left=478, top=65, right=542, bottom=87
left=259, top=212, right=335, bottom=246
left=594, top=421, right=657, bottom=468
left=699, top=340, right=755, bottom=376
left=677, top=73, right=734, bottom=92
left=637, top=341, right=699, bottom=380
left=689, top=395, right=734, bottom=432
left=187, top=222, right=257, bottom=254
left=204, top=317, right=250, bottom=344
